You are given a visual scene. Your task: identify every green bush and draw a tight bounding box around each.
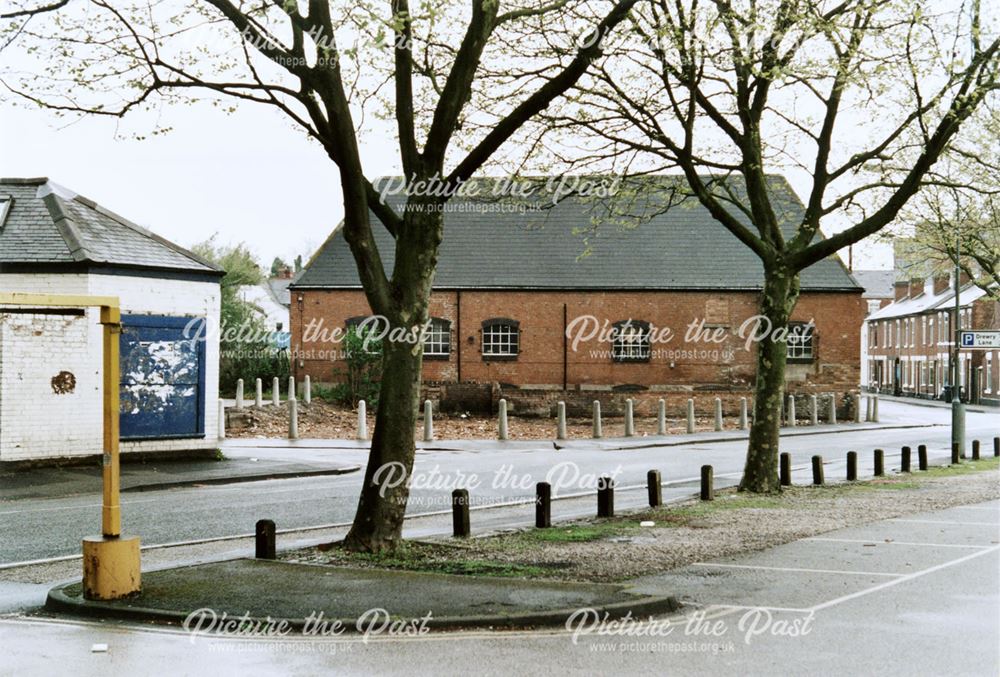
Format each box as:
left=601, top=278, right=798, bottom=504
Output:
left=315, top=324, right=383, bottom=407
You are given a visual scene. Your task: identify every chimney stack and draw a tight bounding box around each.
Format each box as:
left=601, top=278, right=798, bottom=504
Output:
left=894, top=281, right=909, bottom=302
left=908, top=278, right=923, bottom=298
left=933, top=274, right=950, bottom=295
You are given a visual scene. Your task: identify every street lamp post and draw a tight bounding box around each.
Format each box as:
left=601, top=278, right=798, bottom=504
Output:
left=951, top=228, right=965, bottom=455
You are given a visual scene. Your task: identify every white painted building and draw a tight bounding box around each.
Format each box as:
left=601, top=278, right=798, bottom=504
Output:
left=0, top=178, right=224, bottom=463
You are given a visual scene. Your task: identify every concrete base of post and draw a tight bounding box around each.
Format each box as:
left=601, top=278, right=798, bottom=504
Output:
left=810, top=394, right=818, bottom=426
left=424, top=400, right=434, bottom=442
left=738, top=397, right=747, bottom=430
left=624, top=399, right=635, bottom=437
left=827, top=394, right=837, bottom=424
left=255, top=378, right=263, bottom=408
left=592, top=400, right=602, bottom=439
left=304, top=375, right=311, bottom=405
left=557, top=401, right=567, bottom=440
left=871, top=395, right=879, bottom=422
left=217, top=400, right=226, bottom=440
left=787, top=396, right=796, bottom=428
left=235, top=379, right=244, bottom=409
left=686, top=399, right=695, bottom=434
left=657, top=399, right=667, bottom=435
left=357, top=400, right=367, bottom=441
left=82, top=535, right=141, bottom=600
left=498, top=399, right=509, bottom=441
left=713, top=397, right=723, bottom=431
left=272, top=377, right=280, bottom=406
left=287, top=376, right=296, bottom=402
left=288, top=399, right=298, bottom=440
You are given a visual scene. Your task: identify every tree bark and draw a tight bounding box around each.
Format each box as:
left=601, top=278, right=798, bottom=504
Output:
left=740, top=264, right=800, bottom=493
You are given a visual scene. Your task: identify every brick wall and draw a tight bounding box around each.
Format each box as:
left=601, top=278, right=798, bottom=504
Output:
left=291, top=288, right=864, bottom=403
left=0, top=272, right=221, bottom=461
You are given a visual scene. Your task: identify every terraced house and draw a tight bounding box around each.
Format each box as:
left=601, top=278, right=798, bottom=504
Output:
left=865, top=274, right=999, bottom=406
left=290, top=177, right=866, bottom=416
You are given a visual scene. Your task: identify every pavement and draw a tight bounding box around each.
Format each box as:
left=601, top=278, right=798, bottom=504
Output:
left=7, top=500, right=997, bottom=676
left=45, top=559, right=678, bottom=630
left=0, top=455, right=361, bottom=501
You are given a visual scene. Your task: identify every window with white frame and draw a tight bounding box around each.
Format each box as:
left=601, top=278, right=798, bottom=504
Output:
left=894, top=320, right=900, bottom=347
left=986, top=354, right=994, bottom=394
left=422, top=318, right=451, bottom=359
left=611, top=320, right=651, bottom=362
left=481, top=318, right=519, bottom=359
left=928, top=317, right=934, bottom=346
left=786, top=322, right=815, bottom=362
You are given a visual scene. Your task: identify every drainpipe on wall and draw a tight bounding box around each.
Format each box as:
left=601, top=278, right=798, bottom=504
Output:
left=456, top=290, right=462, bottom=383
left=562, top=303, right=568, bottom=391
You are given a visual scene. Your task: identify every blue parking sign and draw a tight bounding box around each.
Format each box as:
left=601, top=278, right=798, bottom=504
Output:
left=961, top=332, right=974, bottom=347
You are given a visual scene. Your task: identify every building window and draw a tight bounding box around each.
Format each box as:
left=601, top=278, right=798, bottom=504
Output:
left=611, top=320, right=651, bottom=363
left=423, top=318, right=451, bottom=359
left=482, top=318, right=519, bottom=360
left=786, top=322, right=815, bottom=362
left=987, top=354, right=994, bottom=394
left=928, top=318, right=934, bottom=346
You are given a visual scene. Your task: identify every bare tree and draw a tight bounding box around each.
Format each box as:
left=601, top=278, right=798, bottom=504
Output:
left=1, top=0, right=641, bottom=551
left=542, top=0, right=999, bottom=492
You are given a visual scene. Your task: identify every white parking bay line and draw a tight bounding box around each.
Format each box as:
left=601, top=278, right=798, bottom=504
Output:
left=809, top=544, right=1000, bottom=612
left=890, top=518, right=998, bottom=527
left=804, top=537, right=993, bottom=549
left=691, top=562, right=903, bottom=578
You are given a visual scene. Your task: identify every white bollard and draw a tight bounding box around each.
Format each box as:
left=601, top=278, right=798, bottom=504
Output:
left=288, top=376, right=296, bottom=402
left=871, top=394, right=879, bottom=422
left=738, top=397, right=748, bottom=430
left=357, top=399, right=367, bottom=441
left=235, top=379, right=244, bottom=410
left=423, top=400, right=434, bottom=442
left=289, top=399, right=298, bottom=439
left=827, top=393, right=837, bottom=424
left=217, top=400, right=226, bottom=440
left=272, top=377, right=280, bottom=406
left=255, top=378, right=263, bottom=408
left=686, top=398, right=695, bottom=434
left=714, top=397, right=723, bottom=431
left=810, top=394, right=818, bottom=426
left=624, top=399, right=635, bottom=437
left=304, top=375, right=312, bottom=405
left=854, top=394, right=862, bottom=423
left=787, top=395, right=796, bottom=427
left=557, top=401, right=567, bottom=441
left=498, top=399, right=509, bottom=441
left=592, top=400, right=602, bottom=439
left=657, top=399, right=667, bottom=436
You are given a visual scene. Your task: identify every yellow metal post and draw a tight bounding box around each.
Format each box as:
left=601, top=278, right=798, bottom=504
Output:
left=0, top=291, right=140, bottom=598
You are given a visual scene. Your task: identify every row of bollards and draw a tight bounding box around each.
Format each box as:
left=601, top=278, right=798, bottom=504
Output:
left=232, top=375, right=313, bottom=409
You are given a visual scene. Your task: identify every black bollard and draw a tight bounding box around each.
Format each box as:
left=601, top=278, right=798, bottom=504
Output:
left=452, top=489, right=470, bottom=537
left=811, top=455, right=825, bottom=485
left=918, top=444, right=928, bottom=471
left=597, top=476, right=615, bottom=517
left=847, top=451, right=858, bottom=481
left=994, top=437, right=999, bottom=457
left=535, top=482, right=551, bottom=529
left=874, top=449, right=885, bottom=477
left=972, top=439, right=981, bottom=461
left=255, top=519, right=276, bottom=559
left=779, top=452, right=792, bottom=487
left=901, top=446, right=911, bottom=473
left=700, top=465, right=714, bottom=501
left=647, top=470, right=662, bottom=508
left=951, top=442, right=961, bottom=465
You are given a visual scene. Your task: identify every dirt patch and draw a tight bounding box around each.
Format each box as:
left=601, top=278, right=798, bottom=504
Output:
left=226, top=399, right=744, bottom=440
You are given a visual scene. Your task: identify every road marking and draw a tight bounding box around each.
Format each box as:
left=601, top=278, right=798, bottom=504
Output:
left=691, top=562, right=902, bottom=577
left=808, top=543, right=1000, bottom=612
left=890, top=518, right=998, bottom=527
left=804, top=537, right=993, bottom=549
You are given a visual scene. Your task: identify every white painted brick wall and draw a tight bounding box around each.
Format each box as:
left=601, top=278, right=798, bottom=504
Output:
left=0, top=272, right=221, bottom=461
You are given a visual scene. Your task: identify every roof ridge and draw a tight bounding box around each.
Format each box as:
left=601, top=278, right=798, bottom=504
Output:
left=42, top=192, right=95, bottom=263
left=71, top=195, right=223, bottom=273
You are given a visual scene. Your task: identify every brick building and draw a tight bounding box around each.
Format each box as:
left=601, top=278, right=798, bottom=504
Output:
left=290, top=177, right=865, bottom=415
left=865, top=274, right=999, bottom=406
left=0, top=178, right=223, bottom=463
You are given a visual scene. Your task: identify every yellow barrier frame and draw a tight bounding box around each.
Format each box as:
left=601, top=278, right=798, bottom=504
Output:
left=0, top=291, right=140, bottom=598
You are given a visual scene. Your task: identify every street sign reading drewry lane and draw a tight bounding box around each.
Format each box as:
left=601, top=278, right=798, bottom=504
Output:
left=959, top=331, right=1000, bottom=349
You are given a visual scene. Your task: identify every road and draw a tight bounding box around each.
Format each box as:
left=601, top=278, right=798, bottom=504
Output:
left=0, top=400, right=995, bottom=566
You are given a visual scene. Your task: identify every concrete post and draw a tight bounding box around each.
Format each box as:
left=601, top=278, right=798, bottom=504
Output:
left=304, top=375, right=311, bottom=404
left=810, top=394, right=818, bottom=426
left=871, top=394, right=879, bottom=422
left=357, top=399, right=367, bottom=441
left=287, top=376, right=296, bottom=402
left=217, top=400, right=226, bottom=440
left=657, top=399, right=667, bottom=435
left=854, top=394, right=862, bottom=423
left=624, top=398, right=635, bottom=437
left=787, top=395, right=797, bottom=427
left=498, top=398, right=509, bottom=441
left=738, top=397, right=748, bottom=430
left=592, top=400, right=602, bottom=439
left=272, top=377, right=280, bottom=406
left=556, top=401, right=567, bottom=440
left=686, top=398, right=695, bottom=434
left=865, top=395, right=872, bottom=422
left=423, top=400, right=434, bottom=442
left=235, top=379, right=244, bottom=409
left=288, top=399, right=298, bottom=440
left=827, top=394, right=837, bottom=424
left=255, top=378, right=263, bottom=408
left=714, top=397, right=723, bottom=431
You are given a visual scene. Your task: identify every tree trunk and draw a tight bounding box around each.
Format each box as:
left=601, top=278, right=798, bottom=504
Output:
left=740, top=265, right=800, bottom=493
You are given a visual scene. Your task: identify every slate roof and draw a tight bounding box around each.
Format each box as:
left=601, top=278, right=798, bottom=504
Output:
left=851, top=270, right=896, bottom=299
left=0, top=177, right=222, bottom=276
left=294, top=175, right=861, bottom=292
